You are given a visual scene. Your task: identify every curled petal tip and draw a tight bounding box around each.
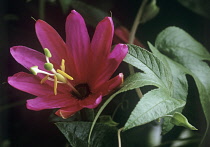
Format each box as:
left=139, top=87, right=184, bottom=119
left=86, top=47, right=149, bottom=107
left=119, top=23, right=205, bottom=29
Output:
left=104, top=16, right=113, bottom=21
left=70, top=10, right=80, bottom=16
left=119, top=73, right=124, bottom=84
left=118, top=43, right=128, bottom=49
left=101, top=17, right=113, bottom=26
left=10, top=46, right=20, bottom=55
left=10, top=46, right=15, bottom=52
left=7, top=76, right=13, bottom=85
left=118, top=44, right=129, bottom=54
left=35, top=19, right=44, bottom=26
left=71, top=10, right=77, bottom=13
left=59, top=111, right=68, bottom=119
left=55, top=109, right=76, bottom=119
left=119, top=73, right=124, bottom=78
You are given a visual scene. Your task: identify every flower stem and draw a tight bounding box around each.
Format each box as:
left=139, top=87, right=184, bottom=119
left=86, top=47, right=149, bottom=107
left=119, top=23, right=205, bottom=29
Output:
left=118, top=127, right=124, bottom=147
left=128, top=0, right=148, bottom=99
left=39, top=0, right=46, bottom=20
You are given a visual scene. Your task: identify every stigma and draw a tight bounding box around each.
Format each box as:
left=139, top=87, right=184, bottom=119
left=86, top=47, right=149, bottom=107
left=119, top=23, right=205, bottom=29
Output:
left=30, top=48, right=76, bottom=95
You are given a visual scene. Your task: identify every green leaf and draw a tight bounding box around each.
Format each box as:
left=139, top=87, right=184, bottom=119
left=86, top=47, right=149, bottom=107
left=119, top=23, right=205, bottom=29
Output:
left=148, top=42, right=190, bottom=134
left=123, top=44, right=187, bottom=131
left=56, top=122, right=118, bottom=147
left=124, top=88, right=185, bottom=130
left=170, top=112, right=198, bottom=130
left=177, top=0, right=210, bottom=19
left=155, top=26, right=210, bottom=146
left=124, top=44, right=172, bottom=90
left=155, top=27, right=209, bottom=58
left=148, top=42, right=189, bottom=101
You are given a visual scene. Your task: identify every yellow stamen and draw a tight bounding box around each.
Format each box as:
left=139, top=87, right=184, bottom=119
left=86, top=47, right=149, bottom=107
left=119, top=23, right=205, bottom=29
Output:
left=33, top=52, right=76, bottom=96
left=54, top=75, right=58, bottom=95
left=60, top=59, right=65, bottom=72
left=40, top=75, right=49, bottom=84
left=57, top=69, right=74, bottom=80
left=55, top=73, right=67, bottom=83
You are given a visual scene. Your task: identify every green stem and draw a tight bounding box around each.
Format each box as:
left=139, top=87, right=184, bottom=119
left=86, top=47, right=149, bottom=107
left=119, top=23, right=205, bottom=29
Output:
left=118, top=127, right=124, bottom=147
left=88, top=92, right=119, bottom=146
left=128, top=0, right=148, bottom=44
left=39, top=0, right=46, bottom=20
left=128, top=0, right=148, bottom=99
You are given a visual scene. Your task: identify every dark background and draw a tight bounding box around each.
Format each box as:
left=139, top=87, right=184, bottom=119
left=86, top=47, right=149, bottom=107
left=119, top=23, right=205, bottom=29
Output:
left=0, top=0, right=210, bottom=146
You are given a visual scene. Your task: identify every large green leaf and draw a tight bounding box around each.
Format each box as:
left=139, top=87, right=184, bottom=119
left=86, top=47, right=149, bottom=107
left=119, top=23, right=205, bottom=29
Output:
left=177, top=0, right=210, bottom=18
left=149, top=46, right=189, bottom=101
left=56, top=122, right=118, bottom=147
left=123, top=45, right=187, bottom=131
left=124, top=45, right=172, bottom=90
left=155, top=26, right=210, bottom=146
left=124, top=88, right=185, bottom=130
left=148, top=42, right=190, bottom=134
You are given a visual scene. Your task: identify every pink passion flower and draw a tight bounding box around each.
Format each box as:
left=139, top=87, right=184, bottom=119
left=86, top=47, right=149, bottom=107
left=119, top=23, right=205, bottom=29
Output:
left=8, top=10, right=128, bottom=119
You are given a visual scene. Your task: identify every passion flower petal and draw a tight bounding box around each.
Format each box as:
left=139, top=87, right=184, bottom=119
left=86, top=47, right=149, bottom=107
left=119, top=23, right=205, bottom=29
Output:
left=94, top=73, right=124, bottom=96
left=79, top=94, right=102, bottom=109
left=8, top=72, right=54, bottom=97
left=90, top=44, right=128, bottom=88
left=88, top=17, right=114, bottom=79
left=10, top=46, right=46, bottom=71
left=66, top=10, right=90, bottom=82
left=55, top=105, right=82, bottom=119
left=90, top=17, right=114, bottom=60
left=26, top=94, right=78, bottom=111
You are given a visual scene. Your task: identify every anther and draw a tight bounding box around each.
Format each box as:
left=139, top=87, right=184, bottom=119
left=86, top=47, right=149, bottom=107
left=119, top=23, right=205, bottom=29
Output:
left=30, top=49, right=77, bottom=96
left=44, top=63, right=54, bottom=71
left=30, top=66, right=39, bottom=75
left=55, top=73, right=67, bottom=83
left=44, top=48, right=52, bottom=58
left=57, top=69, right=73, bottom=80
left=60, top=59, right=65, bottom=72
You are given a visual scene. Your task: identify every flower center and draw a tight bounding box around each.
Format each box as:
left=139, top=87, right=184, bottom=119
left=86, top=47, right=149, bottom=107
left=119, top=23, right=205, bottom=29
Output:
left=71, top=83, right=91, bottom=100
left=30, top=48, right=81, bottom=96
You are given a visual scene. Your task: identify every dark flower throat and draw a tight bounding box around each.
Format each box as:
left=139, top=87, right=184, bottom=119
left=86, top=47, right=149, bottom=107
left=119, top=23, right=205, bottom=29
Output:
left=71, top=83, right=91, bottom=100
